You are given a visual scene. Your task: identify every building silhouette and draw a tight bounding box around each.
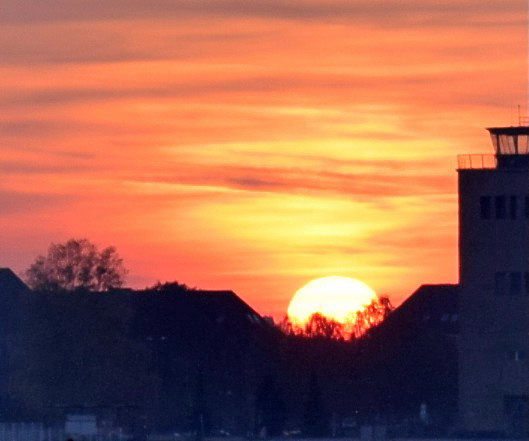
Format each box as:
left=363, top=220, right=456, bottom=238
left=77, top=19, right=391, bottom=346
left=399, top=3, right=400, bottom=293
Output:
left=457, top=125, right=529, bottom=436
left=0, top=272, right=280, bottom=434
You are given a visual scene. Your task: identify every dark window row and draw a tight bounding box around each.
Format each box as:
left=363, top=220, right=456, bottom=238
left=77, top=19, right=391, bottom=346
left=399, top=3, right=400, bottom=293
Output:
left=494, top=271, right=529, bottom=296
left=480, top=195, right=529, bottom=220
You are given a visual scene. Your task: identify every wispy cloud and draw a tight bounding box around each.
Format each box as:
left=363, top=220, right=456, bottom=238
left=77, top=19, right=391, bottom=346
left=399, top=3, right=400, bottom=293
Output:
left=0, top=190, right=74, bottom=215
left=0, top=0, right=522, bottom=26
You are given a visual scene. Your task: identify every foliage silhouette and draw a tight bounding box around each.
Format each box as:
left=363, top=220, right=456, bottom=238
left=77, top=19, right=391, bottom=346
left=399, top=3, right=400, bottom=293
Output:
left=284, top=296, right=394, bottom=340
left=25, top=238, right=127, bottom=292
left=149, top=280, right=193, bottom=292
left=304, top=313, right=344, bottom=340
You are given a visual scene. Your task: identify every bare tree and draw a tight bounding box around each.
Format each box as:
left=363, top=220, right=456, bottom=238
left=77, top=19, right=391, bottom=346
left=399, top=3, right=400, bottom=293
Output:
left=25, top=238, right=127, bottom=291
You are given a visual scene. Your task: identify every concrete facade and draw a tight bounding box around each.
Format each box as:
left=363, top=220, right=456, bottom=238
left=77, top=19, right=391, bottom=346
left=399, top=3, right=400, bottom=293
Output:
left=457, top=127, right=529, bottom=436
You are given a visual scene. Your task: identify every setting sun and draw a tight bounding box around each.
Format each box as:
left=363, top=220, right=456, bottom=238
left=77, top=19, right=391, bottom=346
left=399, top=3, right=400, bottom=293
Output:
left=287, top=276, right=378, bottom=326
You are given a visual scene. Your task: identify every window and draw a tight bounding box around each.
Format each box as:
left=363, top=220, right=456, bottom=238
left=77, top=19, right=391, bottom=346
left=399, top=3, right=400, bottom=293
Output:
left=509, top=195, right=517, bottom=219
left=525, top=196, right=529, bottom=219
left=495, top=195, right=506, bottom=219
left=510, top=272, right=522, bottom=295
left=495, top=272, right=507, bottom=295
left=525, top=272, right=529, bottom=296
left=480, top=196, right=491, bottom=219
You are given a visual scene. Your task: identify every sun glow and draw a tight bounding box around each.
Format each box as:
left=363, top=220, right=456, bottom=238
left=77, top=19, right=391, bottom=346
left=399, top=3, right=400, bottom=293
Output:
left=287, top=276, right=378, bottom=326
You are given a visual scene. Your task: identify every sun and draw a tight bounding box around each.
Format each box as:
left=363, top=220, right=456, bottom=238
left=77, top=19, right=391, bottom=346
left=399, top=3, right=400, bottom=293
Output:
left=287, top=276, right=377, bottom=326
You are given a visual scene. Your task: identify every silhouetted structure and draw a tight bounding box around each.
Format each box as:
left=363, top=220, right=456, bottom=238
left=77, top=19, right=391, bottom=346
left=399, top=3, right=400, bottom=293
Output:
left=255, top=373, right=287, bottom=437
left=302, top=372, right=326, bottom=437
left=0, top=268, right=29, bottom=416
left=0, top=274, right=280, bottom=434
left=0, top=268, right=30, bottom=297
left=1, top=268, right=460, bottom=435
left=126, top=284, right=280, bottom=432
left=457, top=125, right=529, bottom=436
left=353, top=284, right=459, bottom=433
left=373, top=284, right=458, bottom=337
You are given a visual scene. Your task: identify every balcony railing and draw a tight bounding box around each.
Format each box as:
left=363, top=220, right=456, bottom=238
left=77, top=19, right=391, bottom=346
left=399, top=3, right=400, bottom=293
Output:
left=518, top=116, right=529, bottom=126
left=458, top=154, right=497, bottom=170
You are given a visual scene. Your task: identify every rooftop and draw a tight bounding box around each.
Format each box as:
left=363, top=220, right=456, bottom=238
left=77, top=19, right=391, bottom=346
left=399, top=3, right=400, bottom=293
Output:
left=458, top=126, right=529, bottom=170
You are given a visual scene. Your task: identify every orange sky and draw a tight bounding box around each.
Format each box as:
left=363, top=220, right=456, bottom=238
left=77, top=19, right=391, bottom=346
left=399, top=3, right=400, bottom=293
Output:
left=0, top=0, right=527, bottom=318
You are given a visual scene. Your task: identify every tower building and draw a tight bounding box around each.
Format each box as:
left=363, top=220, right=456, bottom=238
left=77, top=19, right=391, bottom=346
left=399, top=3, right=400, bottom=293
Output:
left=458, top=126, right=529, bottom=436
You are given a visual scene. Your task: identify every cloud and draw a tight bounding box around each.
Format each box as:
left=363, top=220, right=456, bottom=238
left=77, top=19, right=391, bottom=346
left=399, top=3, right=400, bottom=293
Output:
left=0, top=190, right=73, bottom=216
left=0, top=119, right=102, bottom=137
left=131, top=161, right=454, bottom=200
left=0, top=160, right=89, bottom=175
left=0, top=0, right=523, bottom=317
left=229, top=177, right=280, bottom=189
left=0, top=69, right=512, bottom=113
left=0, top=0, right=522, bottom=27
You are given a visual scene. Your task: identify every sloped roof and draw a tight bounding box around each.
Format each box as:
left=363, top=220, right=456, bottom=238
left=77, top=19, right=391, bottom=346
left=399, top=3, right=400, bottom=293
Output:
left=388, top=283, right=459, bottom=334
left=122, top=286, right=277, bottom=345
left=354, top=284, right=460, bottom=419
left=0, top=268, right=29, bottom=334
left=0, top=268, right=29, bottom=295
left=366, top=283, right=459, bottom=344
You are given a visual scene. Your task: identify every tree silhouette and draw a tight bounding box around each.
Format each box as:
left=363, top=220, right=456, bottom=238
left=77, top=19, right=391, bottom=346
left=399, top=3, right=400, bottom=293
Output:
left=284, top=296, right=394, bottom=340
left=304, top=313, right=344, bottom=340
left=25, top=238, right=127, bottom=292
left=350, top=296, right=393, bottom=338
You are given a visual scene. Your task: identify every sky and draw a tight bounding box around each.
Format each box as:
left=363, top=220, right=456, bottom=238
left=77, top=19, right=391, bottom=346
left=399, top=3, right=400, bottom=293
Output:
left=0, top=0, right=527, bottom=318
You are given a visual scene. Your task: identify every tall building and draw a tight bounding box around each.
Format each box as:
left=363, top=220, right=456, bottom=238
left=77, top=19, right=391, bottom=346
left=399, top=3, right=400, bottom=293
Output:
left=458, top=126, right=529, bottom=436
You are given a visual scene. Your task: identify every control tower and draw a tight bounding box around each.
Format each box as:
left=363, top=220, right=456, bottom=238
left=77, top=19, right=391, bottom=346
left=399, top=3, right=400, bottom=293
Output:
left=458, top=126, right=528, bottom=436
